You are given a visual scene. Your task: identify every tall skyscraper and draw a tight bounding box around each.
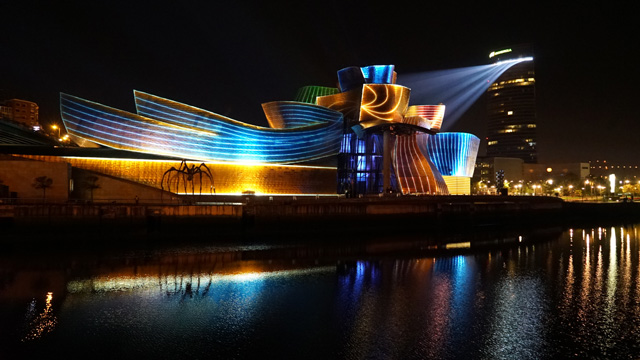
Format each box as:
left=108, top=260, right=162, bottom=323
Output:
left=486, top=44, right=538, bottom=163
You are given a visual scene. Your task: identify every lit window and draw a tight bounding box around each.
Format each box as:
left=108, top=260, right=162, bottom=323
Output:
left=507, top=111, right=513, bottom=115
left=527, top=124, right=536, bottom=128
left=488, top=141, right=498, bottom=145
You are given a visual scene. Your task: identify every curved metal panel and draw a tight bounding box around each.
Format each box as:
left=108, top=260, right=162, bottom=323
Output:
left=359, top=84, right=410, bottom=124
left=316, top=89, right=362, bottom=125
left=406, top=105, right=445, bottom=132
left=337, top=66, right=365, bottom=92
left=262, top=101, right=331, bottom=129
left=361, top=65, right=395, bottom=84
left=392, top=133, right=448, bottom=195
left=133, top=91, right=343, bottom=133
left=426, top=132, right=480, bottom=177
left=294, top=86, right=339, bottom=104
left=62, top=93, right=344, bottom=164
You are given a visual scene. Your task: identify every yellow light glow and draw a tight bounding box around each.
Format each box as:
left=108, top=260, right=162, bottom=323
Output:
left=445, top=242, right=471, bottom=249
left=19, top=155, right=338, bottom=195
left=489, top=48, right=512, bottom=58
left=22, top=292, right=57, bottom=342
left=67, top=267, right=335, bottom=293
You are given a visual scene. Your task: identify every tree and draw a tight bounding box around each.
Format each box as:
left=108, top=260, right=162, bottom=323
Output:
left=32, top=176, right=53, bottom=203
left=83, top=175, right=100, bottom=202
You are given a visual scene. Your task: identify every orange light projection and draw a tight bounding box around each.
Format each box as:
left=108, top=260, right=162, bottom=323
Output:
left=406, top=105, right=446, bottom=132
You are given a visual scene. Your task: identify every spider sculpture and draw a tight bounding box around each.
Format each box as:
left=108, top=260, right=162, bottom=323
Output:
left=161, top=160, right=215, bottom=196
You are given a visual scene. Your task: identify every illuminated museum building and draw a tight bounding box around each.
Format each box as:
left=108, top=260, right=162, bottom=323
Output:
left=3, top=65, right=481, bottom=200
left=486, top=45, right=538, bottom=163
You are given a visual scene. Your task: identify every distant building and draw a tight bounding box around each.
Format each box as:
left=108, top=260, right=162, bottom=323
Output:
left=0, top=99, right=40, bottom=129
left=590, top=160, right=640, bottom=181
left=474, top=158, right=590, bottom=194
left=473, top=156, right=524, bottom=194
left=486, top=44, right=538, bottom=163
left=523, top=163, right=590, bottom=181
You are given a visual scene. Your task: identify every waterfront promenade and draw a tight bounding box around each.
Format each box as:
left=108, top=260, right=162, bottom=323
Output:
left=3, top=195, right=639, bottom=240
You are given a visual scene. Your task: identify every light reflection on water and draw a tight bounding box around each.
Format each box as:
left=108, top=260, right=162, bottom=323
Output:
left=4, top=224, right=640, bottom=358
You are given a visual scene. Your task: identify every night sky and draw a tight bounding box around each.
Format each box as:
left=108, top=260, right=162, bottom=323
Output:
left=2, top=1, right=637, bottom=163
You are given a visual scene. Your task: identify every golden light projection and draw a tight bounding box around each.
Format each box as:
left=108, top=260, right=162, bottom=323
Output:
left=21, top=155, right=337, bottom=195
left=359, top=84, right=410, bottom=124
left=406, top=105, right=446, bottom=132
left=393, top=134, right=448, bottom=195
left=316, top=89, right=363, bottom=127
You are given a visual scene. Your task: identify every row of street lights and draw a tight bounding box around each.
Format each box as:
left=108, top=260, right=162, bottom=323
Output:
left=477, top=178, right=638, bottom=198
left=51, top=124, right=70, bottom=143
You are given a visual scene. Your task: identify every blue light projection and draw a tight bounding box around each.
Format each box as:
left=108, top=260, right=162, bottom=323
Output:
left=360, top=65, right=395, bottom=84
left=425, top=132, right=480, bottom=177
left=337, top=65, right=396, bottom=92
left=400, top=58, right=533, bottom=129
left=61, top=92, right=344, bottom=164
left=337, top=67, right=366, bottom=92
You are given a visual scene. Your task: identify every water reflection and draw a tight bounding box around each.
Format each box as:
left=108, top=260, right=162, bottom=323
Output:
left=21, top=292, right=56, bottom=342
left=4, top=224, right=640, bottom=358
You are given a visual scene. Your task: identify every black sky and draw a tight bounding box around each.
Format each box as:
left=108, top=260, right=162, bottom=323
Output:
left=1, top=1, right=638, bottom=163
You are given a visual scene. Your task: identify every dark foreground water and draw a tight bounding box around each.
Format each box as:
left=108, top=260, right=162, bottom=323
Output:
left=3, top=223, right=640, bottom=359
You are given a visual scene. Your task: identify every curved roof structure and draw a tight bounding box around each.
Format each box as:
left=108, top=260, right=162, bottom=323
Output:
left=61, top=92, right=343, bottom=164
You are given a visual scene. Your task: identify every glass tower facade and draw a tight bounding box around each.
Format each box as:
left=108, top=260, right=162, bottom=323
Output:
left=486, top=44, right=538, bottom=163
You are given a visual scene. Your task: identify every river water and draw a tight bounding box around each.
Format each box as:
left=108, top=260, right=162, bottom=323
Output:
left=2, top=223, right=640, bottom=359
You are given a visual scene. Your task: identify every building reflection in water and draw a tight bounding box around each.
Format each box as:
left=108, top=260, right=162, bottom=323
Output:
left=559, top=224, right=640, bottom=357
left=8, top=224, right=640, bottom=358
left=22, top=292, right=57, bottom=342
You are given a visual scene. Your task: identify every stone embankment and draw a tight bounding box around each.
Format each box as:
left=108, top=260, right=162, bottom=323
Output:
left=2, top=196, right=639, bottom=239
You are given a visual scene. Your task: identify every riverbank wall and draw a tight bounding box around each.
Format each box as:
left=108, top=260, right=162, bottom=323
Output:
left=3, top=195, right=640, bottom=250
left=5, top=195, right=636, bottom=236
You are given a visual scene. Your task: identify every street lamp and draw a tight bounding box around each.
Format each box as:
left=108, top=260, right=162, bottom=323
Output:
left=51, top=124, right=60, bottom=138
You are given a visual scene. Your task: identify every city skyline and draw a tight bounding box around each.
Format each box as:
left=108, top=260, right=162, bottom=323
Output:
left=1, top=2, right=637, bottom=164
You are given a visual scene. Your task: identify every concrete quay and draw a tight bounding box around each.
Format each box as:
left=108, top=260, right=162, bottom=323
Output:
left=4, top=195, right=636, bottom=236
